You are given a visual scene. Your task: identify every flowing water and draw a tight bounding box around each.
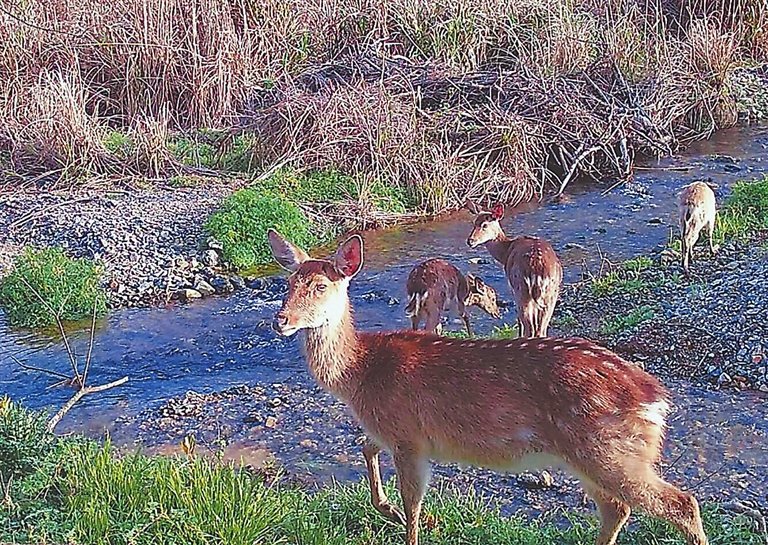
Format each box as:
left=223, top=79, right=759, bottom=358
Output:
left=1, top=124, right=767, bottom=511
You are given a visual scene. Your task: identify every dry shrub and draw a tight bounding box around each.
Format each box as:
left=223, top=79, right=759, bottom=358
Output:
left=0, top=0, right=764, bottom=205
left=0, top=72, right=120, bottom=180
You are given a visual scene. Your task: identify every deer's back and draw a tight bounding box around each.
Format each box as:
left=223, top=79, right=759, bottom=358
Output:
left=503, top=237, right=562, bottom=295
left=406, top=259, right=466, bottom=304
left=351, top=332, right=667, bottom=466
left=679, top=182, right=716, bottom=225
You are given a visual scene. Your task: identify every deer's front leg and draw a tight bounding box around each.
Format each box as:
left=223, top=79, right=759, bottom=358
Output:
left=362, top=440, right=406, bottom=525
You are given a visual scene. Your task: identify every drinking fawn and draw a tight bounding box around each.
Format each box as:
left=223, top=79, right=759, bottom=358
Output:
left=679, top=181, right=717, bottom=274
left=405, top=258, right=500, bottom=336
left=465, top=200, right=563, bottom=337
left=267, top=229, right=708, bottom=545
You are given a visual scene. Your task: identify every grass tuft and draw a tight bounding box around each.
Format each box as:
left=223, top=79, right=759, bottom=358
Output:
left=1, top=401, right=765, bottom=544
left=204, top=188, right=326, bottom=271
left=600, top=305, right=656, bottom=335
left=0, top=247, right=107, bottom=328
left=715, top=176, right=768, bottom=242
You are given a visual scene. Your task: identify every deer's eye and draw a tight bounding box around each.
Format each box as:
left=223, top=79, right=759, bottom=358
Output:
left=316, top=284, right=327, bottom=293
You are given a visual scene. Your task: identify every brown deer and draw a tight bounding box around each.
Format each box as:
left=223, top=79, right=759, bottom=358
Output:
left=405, top=258, right=501, bottom=336
left=465, top=201, right=563, bottom=338
left=679, top=181, right=717, bottom=274
left=267, top=229, right=708, bottom=545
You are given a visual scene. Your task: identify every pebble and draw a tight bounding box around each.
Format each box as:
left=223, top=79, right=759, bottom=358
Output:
left=195, top=280, right=216, bottom=297
left=181, top=288, right=203, bottom=300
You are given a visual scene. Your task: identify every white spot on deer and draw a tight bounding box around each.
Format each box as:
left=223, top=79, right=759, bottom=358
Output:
left=582, top=350, right=597, bottom=357
left=466, top=342, right=476, bottom=348
left=432, top=341, right=443, bottom=346
left=515, top=428, right=536, bottom=441
left=553, top=345, right=563, bottom=351
left=638, top=400, right=670, bottom=428
left=520, top=342, right=529, bottom=348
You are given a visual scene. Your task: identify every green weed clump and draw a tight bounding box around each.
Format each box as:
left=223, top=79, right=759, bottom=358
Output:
left=0, top=247, right=107, bottom=328
left=205, top=189, right=325, bottom=270
left=0, top=401, right=764, bottom=545
left=255, top=168, right=417, bottom=214
left=444, top=323, right=519, bottom=339
left=0, top=397, right=54, bottom=479
left=716, top=176, right=768, bottom=241
left=600, top=305, right=655, bottom=335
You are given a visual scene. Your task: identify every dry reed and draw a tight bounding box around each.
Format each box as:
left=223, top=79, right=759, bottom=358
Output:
left=0, top=0, right=765, bottom=208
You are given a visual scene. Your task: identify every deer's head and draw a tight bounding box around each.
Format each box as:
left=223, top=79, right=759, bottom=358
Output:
left=465, top=274, right=502, bottom=319
left=268, top=230, right=363, bottom=336
left=465, top=200, right=505, bottom=248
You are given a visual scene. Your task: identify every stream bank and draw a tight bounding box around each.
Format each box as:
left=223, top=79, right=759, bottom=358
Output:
left=1, top=123, right=767, bottom=521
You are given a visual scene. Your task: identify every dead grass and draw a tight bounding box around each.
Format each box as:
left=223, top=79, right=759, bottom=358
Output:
left=0, top=0, right=765, bottom=208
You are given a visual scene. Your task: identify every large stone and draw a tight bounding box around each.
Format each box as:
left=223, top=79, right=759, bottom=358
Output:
left=195, top=280, right=216, bottom=297
left=180, top=288, right=203, bottom=301
left=201, top=249, right=219, bottom=268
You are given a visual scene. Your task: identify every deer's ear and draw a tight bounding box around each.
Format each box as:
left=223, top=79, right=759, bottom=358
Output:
left=491, top=204, right=505, bottom=220
left=464, top=199, right=481, bottom=214
left=268, top=229, right=309, bottom=272
left=334, top=235, right=364, bottom=278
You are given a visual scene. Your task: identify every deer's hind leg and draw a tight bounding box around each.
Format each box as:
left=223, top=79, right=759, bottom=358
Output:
left=583, top=485, right=631, bottom=545
left=582, top=459, right=707, bottom=545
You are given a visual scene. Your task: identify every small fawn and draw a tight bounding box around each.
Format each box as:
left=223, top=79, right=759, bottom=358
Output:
left=405, top=258, right=500, bottom=336
left=268, top=229, right=708, bottom=545
left=465, top=200, right=563, bottom=338
left=678, top=181, right=717, bottom=274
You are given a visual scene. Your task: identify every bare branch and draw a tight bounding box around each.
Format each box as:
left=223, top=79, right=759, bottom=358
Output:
left=47, top=377, right=129, bottom=433
left=18, top=277, right=81, bottom=382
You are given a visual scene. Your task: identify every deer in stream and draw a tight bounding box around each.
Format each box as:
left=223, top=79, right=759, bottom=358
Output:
left=679, top=181, right=717, bottom=274
left=267, top=229, right=708, bottom=545
left=465, top=200, right=563, bottom=338
left=405, top=258, right=501, bottom=336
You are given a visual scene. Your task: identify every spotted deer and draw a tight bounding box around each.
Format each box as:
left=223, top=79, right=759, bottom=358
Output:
left=679, top=181, right=717, bottom=274
left=465, top=201, right=563, bottom=338
left=405, top=258, right=501, bottom=336
left=268, top=229, right=708, bottom=545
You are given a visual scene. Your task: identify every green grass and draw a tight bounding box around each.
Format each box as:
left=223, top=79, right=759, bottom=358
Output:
left=444, top=323, right=519, bottom=339
left=204, top=189, right=327, bottom=270
left=715, top=176, right=768, bottom=242
left=590, top=272, right=650, bottom=297
left=102, top=130, right=133, bottom=158
left=1, top=400, right=763, bottom=545
left=254, top=168, right=418, bottom=214
left=600, top=305, right=656, bottom=335
left=168, top=135, right=219, bottom=169
left=0, top=247, right=107, bottom=328
left=589, top=256, right=656, bottom=297
left=622, top=256, right=654, bottom=274
left=554, top=311, right=579, bottom=329
left=205, top=168, right=420, bottom=270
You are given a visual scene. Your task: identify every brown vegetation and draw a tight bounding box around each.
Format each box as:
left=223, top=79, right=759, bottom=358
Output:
left=0, top=0, right=765, bottom=210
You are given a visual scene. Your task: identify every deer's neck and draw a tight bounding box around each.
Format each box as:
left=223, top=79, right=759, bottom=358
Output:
left=302, top=301, right=361, bottom=398
left=485, top=234, right=513, bottom=265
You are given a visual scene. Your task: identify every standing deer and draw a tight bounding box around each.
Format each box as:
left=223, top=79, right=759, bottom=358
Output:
left=268, top=229, right=708, bottom=545
left=465, top=201, right=563, bottom=338
left=679, top=181, right=717, bottom=274
left=405, top=258, right=501, bottom=336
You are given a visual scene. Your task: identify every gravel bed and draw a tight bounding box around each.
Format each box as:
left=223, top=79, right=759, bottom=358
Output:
left=119, top=375, right=767, bottom=520
left=551, top=233, right=768, bottom=392
left=0, top=184, right=248, bottom=308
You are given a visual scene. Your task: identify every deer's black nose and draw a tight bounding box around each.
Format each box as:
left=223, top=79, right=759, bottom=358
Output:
left=272, top=311, right=288, bottom=332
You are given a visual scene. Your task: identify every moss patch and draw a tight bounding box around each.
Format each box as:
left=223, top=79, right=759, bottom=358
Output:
left=0, top=247, right=107, bottom=328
